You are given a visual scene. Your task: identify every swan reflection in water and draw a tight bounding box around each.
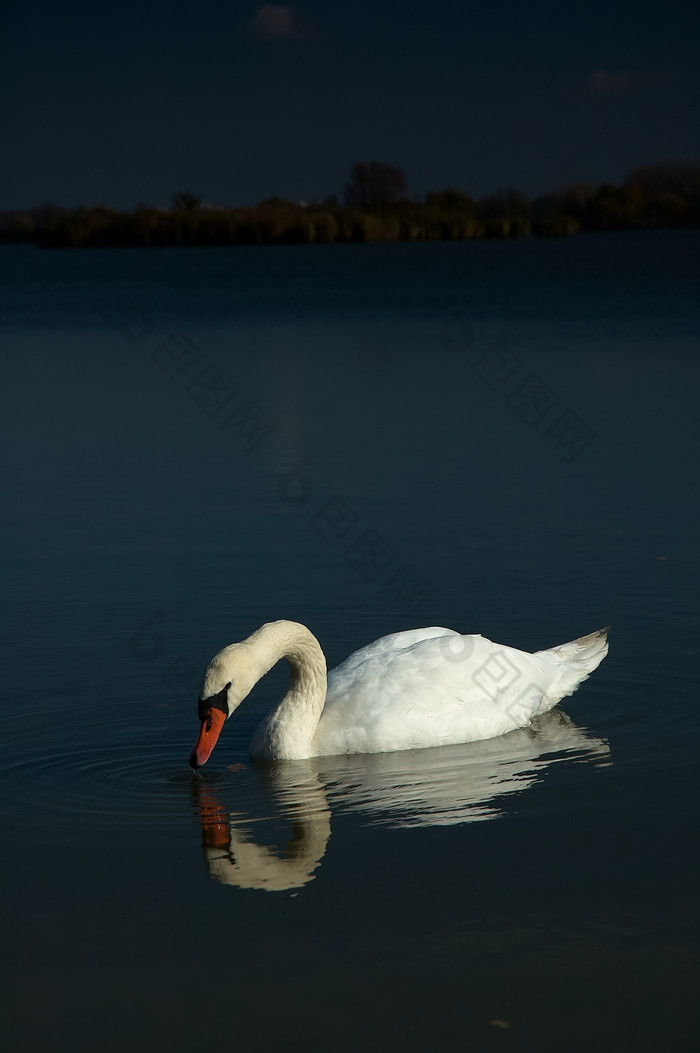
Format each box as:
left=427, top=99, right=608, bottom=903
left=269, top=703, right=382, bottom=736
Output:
left=193, top=710, right=609, bottom=892
left=196, top=766, right=332, bottom=893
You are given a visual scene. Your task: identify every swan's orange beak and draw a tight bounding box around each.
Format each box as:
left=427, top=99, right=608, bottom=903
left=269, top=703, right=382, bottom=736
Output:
left=189, top=708, right=226, bottom=769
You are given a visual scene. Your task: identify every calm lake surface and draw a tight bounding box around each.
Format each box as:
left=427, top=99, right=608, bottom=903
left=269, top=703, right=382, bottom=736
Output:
left=1, top=232, right=699, bottom=1051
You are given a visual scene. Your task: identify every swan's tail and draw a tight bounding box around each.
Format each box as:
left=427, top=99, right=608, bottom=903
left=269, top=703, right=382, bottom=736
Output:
left=535, top=626, right=610, bottom=707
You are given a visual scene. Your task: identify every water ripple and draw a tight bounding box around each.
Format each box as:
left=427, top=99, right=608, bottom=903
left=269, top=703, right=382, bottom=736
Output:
left=0, top=700, right=613, bottom=835
left=0, top=706, right=211, bottom=829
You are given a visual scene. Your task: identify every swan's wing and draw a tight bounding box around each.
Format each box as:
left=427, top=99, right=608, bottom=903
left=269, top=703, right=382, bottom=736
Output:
left=329, top=626, right=459, bottom=675
left=316, top=630, right=555, bottom=756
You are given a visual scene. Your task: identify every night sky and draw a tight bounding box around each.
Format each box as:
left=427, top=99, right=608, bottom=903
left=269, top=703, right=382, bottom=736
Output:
left=2, top=0, right=699, bottom=209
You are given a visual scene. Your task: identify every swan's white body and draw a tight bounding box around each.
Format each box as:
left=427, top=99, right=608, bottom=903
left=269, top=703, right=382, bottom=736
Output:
left=190, top=620, right=609, bottom=765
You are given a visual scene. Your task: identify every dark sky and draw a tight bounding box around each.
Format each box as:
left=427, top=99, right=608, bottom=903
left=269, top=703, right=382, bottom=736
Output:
left=2, top=0, right=699, bottom=209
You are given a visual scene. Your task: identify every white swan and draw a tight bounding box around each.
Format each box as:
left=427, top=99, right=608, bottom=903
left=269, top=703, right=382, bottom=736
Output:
left=189, top=620, right=609, bottom=766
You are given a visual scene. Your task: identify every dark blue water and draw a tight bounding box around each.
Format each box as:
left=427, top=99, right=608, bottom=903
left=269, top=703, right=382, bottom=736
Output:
left=1, top=233, right=699, bottom=1051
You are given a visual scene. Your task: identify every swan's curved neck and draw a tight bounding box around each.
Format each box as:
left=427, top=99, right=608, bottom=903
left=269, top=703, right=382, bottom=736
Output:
left=246, top=621, right=327, bottom=760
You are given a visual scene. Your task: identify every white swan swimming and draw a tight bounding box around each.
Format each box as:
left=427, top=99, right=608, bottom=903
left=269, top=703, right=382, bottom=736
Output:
left=189, top=620, right=609, bottom=766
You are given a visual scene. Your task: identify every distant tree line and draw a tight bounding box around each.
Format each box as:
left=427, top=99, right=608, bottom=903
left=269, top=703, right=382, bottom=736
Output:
left=1, top=160, right=699, bottom=249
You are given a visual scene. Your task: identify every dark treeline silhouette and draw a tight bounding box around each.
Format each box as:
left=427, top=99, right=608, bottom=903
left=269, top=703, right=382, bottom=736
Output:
left=1, top=161, right=699, bottom=248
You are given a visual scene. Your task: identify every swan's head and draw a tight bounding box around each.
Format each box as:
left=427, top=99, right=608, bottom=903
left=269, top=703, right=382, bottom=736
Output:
left=188, top=644, right=256, bottom=770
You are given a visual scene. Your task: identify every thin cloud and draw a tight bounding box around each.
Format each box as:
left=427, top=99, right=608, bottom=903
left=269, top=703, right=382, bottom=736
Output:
left=248, top=5, right=319, bottom=41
